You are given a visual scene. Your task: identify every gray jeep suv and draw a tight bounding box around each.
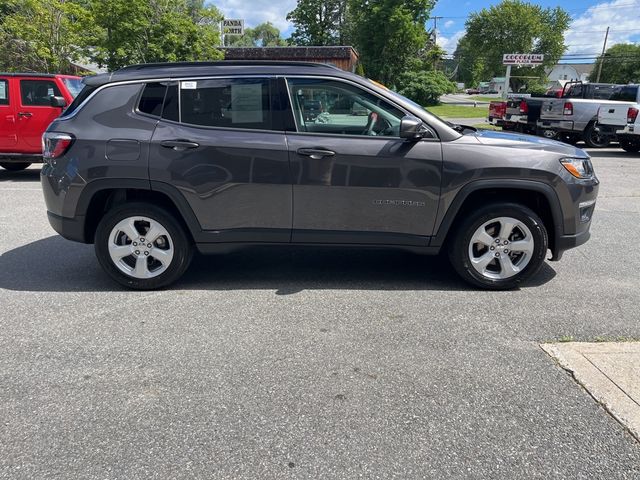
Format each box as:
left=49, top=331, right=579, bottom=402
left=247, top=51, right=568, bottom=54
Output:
left=41, top=61, right=599, bottom=290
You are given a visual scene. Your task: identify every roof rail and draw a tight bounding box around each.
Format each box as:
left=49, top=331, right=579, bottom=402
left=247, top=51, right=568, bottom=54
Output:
left=116, top=60, right=341, bottom=73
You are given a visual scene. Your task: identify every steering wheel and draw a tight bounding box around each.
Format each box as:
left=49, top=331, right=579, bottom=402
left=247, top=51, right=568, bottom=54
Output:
left=363, top=111, right=379, bottom=135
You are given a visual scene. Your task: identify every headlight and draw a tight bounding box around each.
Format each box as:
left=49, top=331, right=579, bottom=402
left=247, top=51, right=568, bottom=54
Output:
left=560, top=157, right=594, bottom=179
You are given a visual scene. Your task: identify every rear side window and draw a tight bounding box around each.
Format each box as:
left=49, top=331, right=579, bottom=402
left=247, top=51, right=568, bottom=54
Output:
left=610, top=86, right=638, bottom=102
left=0, top=79, right=8, bottom=105
left=138, top=82, right=167, bottom=117
left=179, top=78, right=272, bottom=130
left=20, top=79, right=62, bottom=106
left=60, top=85, right=96, bottom=117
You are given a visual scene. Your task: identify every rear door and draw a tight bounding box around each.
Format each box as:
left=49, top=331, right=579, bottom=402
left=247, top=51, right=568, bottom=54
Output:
left=284, top=77, right=442, bottom=245
left=0, top=77, right=16, bottom=149
left=148, top=77, right=292, bottom=242
left=16, top=77, right=65, bottom=153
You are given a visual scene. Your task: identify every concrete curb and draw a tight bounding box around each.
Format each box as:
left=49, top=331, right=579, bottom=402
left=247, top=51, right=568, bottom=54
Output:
left=541, top=342, right=640, bottom=442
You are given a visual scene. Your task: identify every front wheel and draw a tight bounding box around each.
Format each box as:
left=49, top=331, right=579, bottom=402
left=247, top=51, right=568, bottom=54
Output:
left=449, top=204, right=548, bottom=290
left=94, top=203, right=193, bottom=290
left=0, top=162, right=31, bottom=171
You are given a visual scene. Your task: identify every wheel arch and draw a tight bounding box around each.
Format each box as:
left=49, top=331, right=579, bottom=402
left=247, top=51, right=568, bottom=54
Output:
left=76, top=179, right=201, bottom=244
left=431, top=180, right=563, bottom=257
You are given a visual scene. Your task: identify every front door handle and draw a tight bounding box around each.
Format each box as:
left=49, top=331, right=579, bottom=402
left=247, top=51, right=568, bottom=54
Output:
left=161, top=140, right=200, bottom=151
left=18, top=111, right=32, bottom=118
left=297, top=148, right=336, bottom=160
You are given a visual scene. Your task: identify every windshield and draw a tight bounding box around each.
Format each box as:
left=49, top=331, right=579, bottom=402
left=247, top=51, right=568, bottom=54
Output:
left=62, top=78, right=84, bottom=98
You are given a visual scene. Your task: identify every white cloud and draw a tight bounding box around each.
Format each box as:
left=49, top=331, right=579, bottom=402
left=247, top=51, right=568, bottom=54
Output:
left=211, top=0, right=297, bottom=34
left=565, top=0, right=640, bottom=57
left=437, top=29, right=466, bottom=54
left=444, top=20, right=455, bottom=29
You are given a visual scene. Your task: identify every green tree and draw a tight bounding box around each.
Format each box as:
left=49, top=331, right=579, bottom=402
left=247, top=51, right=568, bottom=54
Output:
left=227, top=22, right=285, bottom=47
left=0, top=0, right=92, bottom=73
left=397, top=69, right=457, bottom=106
left=348, top=0, right=435, bottom=85
left=286, top=0, right=349, bottom=46
left=590, top=44, right=640, bottom=84
left=457, top=0, right=570, bottom=90
left=87, top=0, right=223, bottom=71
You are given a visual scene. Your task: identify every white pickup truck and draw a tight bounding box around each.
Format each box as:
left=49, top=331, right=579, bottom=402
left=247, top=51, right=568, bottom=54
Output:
left=538, top=83, right=639, bottom=148
left=597, top=93, right=640, bottom=153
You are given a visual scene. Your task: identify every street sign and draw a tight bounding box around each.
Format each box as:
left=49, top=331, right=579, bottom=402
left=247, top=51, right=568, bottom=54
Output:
left=503, top=53, right=544, bottom=66
left=222, top=19, right=244, bottom=36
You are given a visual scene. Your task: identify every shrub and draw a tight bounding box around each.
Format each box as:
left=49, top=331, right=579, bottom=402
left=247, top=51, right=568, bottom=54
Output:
left=397, top=70, right=457, bottom=106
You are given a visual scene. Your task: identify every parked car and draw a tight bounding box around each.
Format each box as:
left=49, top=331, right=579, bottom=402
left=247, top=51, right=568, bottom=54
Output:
left=538, top=82, right=638, bottom=147
left=0, top=73, right=82, bottom=171
left=488, top=100, right=507, bottom=127
left=597, top=95, right=640, bottom=152
left=465, top=88, right=480, bottom=95
left=41, top=61, right=598, bottom=290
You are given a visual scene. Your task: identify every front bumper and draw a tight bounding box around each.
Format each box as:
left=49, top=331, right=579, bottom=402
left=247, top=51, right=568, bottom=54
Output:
left=550, top=229, right=591, bottom=261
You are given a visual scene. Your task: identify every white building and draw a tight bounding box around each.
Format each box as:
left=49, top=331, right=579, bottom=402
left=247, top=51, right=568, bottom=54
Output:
left=546, top=64, right=594, bottom=83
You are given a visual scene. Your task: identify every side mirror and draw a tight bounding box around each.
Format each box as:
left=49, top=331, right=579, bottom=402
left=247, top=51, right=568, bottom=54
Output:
left=50, top=96, right=67, bottom=108
left=399, top=115, right=429, bottom=140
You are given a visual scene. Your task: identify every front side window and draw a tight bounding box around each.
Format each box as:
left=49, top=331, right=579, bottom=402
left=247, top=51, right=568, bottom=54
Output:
left=20, top=79, right=62, bottom=106
left=0, top=79, right=8, bottom=105
left=286, top=78, right=405, bottom=137
left=179, top=78, right=272, bottom=130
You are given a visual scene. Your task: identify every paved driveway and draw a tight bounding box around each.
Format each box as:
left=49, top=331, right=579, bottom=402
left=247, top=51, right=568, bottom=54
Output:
left=1, top=148, right=639, bottom=479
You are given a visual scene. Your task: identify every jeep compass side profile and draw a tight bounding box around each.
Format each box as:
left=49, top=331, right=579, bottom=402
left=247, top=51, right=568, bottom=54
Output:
left=41, top=61, right=599, bottom=290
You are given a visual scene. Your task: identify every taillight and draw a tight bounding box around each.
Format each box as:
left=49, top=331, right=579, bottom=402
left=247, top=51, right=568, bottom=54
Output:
left=628, top=107, right=639, bottom=124
left=563, top=102, right=573, bottom=116
left=42, top=132, right=74, bottom=160
left=519, top=100, right=528, bottom=114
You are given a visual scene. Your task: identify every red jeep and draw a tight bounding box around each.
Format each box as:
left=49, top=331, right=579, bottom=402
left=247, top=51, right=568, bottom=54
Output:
left=0, top=73, right=82, bottom=171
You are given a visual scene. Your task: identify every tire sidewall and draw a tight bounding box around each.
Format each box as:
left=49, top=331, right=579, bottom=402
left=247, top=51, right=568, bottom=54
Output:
left=94, top=203, right=192, bottom=290
left=450, top=204, right=548, bottom=290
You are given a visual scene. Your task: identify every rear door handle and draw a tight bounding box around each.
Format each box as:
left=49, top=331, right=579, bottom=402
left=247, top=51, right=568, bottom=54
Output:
left=297, top=148, right=336, bottom=160
left=18, top=111, right=32, bottom=118
left=161, top=140, right=200, bottom=151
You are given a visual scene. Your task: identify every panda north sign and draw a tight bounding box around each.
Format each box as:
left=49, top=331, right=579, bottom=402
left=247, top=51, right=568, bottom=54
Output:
left=222, top=19, right=244, bottom=35
left=503, top=54, right=544, bottom=66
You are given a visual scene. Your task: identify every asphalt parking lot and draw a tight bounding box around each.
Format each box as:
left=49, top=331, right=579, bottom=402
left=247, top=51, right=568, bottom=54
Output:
left=1, top=147, right=639, bottom=479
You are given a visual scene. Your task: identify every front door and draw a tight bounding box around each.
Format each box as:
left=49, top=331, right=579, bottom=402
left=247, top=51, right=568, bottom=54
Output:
left=16, top=78, right=64, bottom=152
left=0, top=77, right=16, bottom=149
left=285, top=77, right=442, bottom=245
left=148, top=78, right=292, bottom=243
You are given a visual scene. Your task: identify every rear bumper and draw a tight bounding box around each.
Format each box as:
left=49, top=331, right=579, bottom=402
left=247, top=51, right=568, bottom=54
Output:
left=537, top=120, right=575, bottom=132
left=47, top=211, right=87, bottom=243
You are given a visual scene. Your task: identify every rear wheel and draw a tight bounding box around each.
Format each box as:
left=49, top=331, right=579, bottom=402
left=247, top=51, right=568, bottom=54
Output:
left=449, top=203, right=548, bottom=290
left=583, top=123, right=611, bottom=148
left=0, top=162, right=31, bottom=171
left=619, top=136, right=640, bottom=153
left=94, top=203, right=193, bottom=290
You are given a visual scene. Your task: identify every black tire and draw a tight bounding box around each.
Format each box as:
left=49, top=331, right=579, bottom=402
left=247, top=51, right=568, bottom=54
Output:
left=619, top=136, right=640, bottom=153
left=0, top=162, right=31, bottom=171
left=448, top=203, right=548, bottom=290
left=583, top=123, right=611, bottom=148
left=94, top=202, right=193, bottom=290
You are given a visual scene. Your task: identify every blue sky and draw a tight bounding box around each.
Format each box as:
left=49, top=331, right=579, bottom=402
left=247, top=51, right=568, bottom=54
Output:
left=212, top=0, right=640, bottom=63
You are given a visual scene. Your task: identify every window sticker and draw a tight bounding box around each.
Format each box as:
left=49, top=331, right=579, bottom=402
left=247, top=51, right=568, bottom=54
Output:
left=231, top=83, right=263, bottom=123
left=0, top=81, right=6, bottom=100
left=181, top=81, right=197, bottom=90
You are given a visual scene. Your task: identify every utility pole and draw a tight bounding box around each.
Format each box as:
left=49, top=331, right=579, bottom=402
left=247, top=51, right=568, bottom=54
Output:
left=429, top=16, right=443, bottom=46
left=596, top=26, right=610, bottom=83
left=429, top=16, right=444, bottom=70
